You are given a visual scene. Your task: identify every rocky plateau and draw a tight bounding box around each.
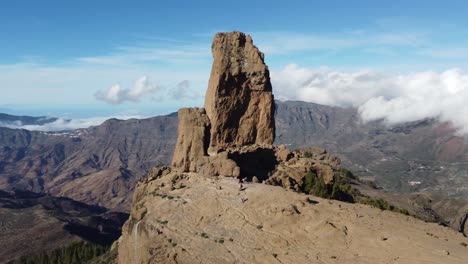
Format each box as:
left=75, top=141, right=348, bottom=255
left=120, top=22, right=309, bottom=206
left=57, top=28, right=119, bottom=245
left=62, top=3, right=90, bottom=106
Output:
left=116, top=31, right=468, bottom=264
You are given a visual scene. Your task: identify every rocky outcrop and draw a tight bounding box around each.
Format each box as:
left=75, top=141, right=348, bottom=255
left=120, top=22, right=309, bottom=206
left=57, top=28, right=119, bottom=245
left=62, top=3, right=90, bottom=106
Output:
left=204, top=31, right=275, bottom=154
left=197, top=152, right=240, bottom=178
left=171, top=31, right=276, bottom=174
left=154, top=32, right=344, bottom=195
left=171, top=108, right=210, bottom=172
left=118, top=167, right=468, bottom=264
left=265, top=147, right=341, bottom=190
left=118, top=31, right=468, bottom=264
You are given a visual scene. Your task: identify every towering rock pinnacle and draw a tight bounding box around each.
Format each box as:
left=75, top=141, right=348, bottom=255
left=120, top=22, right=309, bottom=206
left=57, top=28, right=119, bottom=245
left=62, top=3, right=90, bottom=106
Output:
left=172, top=31, right=275, bottom=172
left=204, top=31, right=275, bottom=154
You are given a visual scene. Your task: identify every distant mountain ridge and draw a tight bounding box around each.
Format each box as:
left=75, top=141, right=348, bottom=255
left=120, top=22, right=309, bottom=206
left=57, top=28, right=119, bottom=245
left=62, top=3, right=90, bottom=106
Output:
left=0, top=113, right=58, bottom=126
left=275, top=101, right=468, bottom=197
left=0, top=115, right=178, bottom=211
left=0, top=101, right=466, bottom=212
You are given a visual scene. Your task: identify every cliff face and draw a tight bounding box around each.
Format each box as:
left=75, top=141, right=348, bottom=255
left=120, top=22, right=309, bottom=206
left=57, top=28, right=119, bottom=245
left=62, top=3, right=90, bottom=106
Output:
left=204, top=31, right=275, bottom=154
left=170, top=32, right=277, bottom=179
left=117, top=32, right=468, bottom=263
left=171, top=108, right=210, bottom=172
left=167, top=32, right=339, bottom=187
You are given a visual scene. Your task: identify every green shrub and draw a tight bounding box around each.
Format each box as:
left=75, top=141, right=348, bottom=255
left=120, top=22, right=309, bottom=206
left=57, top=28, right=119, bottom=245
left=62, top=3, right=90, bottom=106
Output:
left=301, top=169, right=355, bottom=203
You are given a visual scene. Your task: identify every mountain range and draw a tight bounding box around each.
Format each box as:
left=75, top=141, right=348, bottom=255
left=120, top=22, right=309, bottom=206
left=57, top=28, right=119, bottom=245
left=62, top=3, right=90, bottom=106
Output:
left=0, top=101, right=467, bottom=233
left=116, top=31, right=468, bottom=264
left=1, top=30, right=468, bottom=263
left=1, top=101, right=466, bottom=204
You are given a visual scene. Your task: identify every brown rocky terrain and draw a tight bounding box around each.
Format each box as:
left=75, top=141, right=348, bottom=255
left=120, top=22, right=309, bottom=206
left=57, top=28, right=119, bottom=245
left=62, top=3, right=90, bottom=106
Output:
left=0, top=189, right=127, bottom=263
left=0, top=115, right=177, bottom=211
left=118, top=172, right=468, bottom=264
left=117, top=31, right=468, bottom=264
left=2, top=102, right=466, bottom=213
left=1, top=101, right=467, bottom=239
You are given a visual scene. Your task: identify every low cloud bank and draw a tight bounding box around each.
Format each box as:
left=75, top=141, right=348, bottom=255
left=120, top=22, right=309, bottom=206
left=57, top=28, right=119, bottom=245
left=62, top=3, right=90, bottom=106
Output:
left=0, top=115, right=143, bottom=131
left=272, top=64, right=468, bottom=133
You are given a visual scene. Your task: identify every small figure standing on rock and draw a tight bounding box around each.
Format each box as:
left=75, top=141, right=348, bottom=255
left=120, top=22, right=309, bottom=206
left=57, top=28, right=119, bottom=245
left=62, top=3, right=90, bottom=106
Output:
left=239, top=177, right=246, bottom=190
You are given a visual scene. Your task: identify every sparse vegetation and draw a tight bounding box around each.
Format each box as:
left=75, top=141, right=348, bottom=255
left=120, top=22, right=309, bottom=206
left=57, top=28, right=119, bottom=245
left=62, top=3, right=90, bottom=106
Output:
left=358, top=197, right=410, bottom=215
left=302, top=168, right=410, bottom=216
left=15, top=242, right=108, bottom=264
left=302, top=169, right=357, bottom=203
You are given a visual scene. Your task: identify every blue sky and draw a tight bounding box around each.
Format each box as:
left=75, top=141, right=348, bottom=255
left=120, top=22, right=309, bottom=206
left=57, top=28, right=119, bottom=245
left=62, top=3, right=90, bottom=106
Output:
left=1, top=0, right=468, bottom=123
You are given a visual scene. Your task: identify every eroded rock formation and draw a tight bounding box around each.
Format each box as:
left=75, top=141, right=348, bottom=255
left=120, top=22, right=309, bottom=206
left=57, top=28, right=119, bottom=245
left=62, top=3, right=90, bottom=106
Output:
left=171, top=108, right=210, bottom=172
left=164, top=31, right=346, bottom=197
left=118, top=31, right=368, bottom=263
left=204, top=31, right=275, bottom=154
left=171, top=31, right=276, bottom=175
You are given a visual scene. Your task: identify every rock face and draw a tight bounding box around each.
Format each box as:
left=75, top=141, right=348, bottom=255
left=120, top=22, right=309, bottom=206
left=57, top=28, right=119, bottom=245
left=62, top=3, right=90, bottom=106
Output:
left=171, top=31, right=276, bottom=174
left=171, top=108, right=210, bottom=172
left=159, top=31, right=351, bottom=201
left=204, top=31, right=275, bottom=154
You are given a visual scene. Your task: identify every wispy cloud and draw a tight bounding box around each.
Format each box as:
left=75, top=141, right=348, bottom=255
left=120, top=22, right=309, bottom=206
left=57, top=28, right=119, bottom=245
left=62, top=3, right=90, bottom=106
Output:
left=78, top=43, right=210, bottom=66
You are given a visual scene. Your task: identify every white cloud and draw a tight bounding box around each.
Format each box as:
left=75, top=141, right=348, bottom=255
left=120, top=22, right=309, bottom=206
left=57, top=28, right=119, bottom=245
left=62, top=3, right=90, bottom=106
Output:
left=95, top=76, right=159, bottom=104
left=0, top=115, right=143, bottom=131
left=272, top=64, right=468, bottom=133
left=271, top=64, right=396, bottom=107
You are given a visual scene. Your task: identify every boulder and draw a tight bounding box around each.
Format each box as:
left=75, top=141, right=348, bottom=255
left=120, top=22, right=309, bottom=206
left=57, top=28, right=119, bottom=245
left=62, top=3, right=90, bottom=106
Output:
left=198, top=153, right=240, bottom=178
left=275, top=144, right=293, bottom=162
